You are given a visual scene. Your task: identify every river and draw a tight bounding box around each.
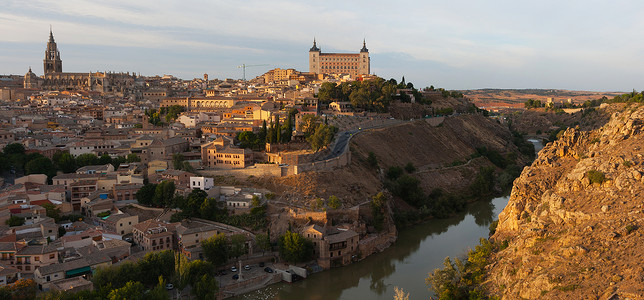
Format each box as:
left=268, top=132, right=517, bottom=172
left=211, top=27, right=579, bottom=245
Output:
left=234, top=196, right=509, bottom=300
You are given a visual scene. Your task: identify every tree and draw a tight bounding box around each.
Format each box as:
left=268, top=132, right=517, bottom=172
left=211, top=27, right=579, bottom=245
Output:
left=135, top=183, right=157, bottom=206
left=3, top=143, right=25, bottom=156
left=393, top=287, right=410, bottom=300
left=275, top=117, right=281, bottom=144
left=126, top=153, right=141, bottom=163
left=154, top=181, right=176, bottom=207
left=110, top=156, right=127, bottom=169
left=172, top=153, right=185, bottom=170
left=137, top=250, right=175, bottom=286
left=6, top=216, right=25, bottom=227
left=99, top=154, right=112, bottom=165
left=370, top=192, right=386, bottom=231
left=307, top=124, right=338, bottom=151
left=192, top=274, right=217, bottom=300
left=202, top=233, right=229, bottom=267
left=328, top=195, right=341, bottom=209
left=366, top=152, right=378, bottom=169
left=266, top=121, right=275, bottom=143
left=147, top=276, right=171, bottom=300
left=278, top=231, right=313, bottom=264
left=404, top=162, right=416, bottom=173
left=41, top=203, right=61, bottom=222
left=317, top=82, right=339, bottom=103
left=237, top=131, right=258, bottom=149
left=299, top=114, right=320, bottom=137
left=255, top=233, right=271, bottom=255
left=52, top=151, right=76, bottom=173
left=165, top=105, right=185, bottom=123
left=251, top=195, right=261, bottom=208
left=6, top=279, right=37, bottom=300
left=229, top=234, right=247, bottom=259
left=349, top=88, right=370, bottom=110
left=3, top=143, right=26, bottom=173
left=186, top=188, right=208, bottom=214
left=25, top=156, right=56, bottom=179
left=258, top=120, right=268, bottom=146
left=108, top=281, right=145, bottom=300
left=198, top=197, right=222, bottom=220
left=75, top=153, right=99, bottom=167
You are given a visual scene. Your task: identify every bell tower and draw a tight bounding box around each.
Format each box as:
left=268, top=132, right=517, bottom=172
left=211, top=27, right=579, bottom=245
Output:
left=43, top=27, right=62, bottom=74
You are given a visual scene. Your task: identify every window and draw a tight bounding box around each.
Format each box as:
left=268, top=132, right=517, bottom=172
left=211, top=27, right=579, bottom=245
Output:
left=50, top=254, right=55, bottom=259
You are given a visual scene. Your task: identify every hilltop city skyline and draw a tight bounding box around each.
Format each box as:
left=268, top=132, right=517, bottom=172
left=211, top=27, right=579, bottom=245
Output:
left=3, top=1, right=644, bottom=91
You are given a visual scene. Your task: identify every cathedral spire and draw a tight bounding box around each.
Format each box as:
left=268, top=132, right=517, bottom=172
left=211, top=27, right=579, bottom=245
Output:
left=44, top=27, right=62, bottom=74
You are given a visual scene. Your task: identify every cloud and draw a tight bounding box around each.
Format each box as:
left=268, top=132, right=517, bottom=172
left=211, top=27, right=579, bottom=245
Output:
left=2, top=0, right=644, bottom=90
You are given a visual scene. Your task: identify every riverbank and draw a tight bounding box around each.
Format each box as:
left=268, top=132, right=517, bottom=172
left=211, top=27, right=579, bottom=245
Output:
left=230, top=196, right=509, bottom=300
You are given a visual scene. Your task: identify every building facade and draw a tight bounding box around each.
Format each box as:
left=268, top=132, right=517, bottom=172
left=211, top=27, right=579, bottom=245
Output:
left=24, top=29, right=136, bottom=93
left=308, top=39, right=370, bottom=78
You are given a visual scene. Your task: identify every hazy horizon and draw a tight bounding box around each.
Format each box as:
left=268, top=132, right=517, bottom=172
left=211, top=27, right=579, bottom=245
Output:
left=3, top=0, right=644, bottom=92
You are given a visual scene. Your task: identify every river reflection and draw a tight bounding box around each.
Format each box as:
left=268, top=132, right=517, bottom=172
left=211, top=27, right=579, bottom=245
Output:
left=234, top=196, right=509, bottom=300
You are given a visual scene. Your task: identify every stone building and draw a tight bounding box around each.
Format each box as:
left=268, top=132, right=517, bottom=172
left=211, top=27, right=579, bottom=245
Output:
left=303, top=224, right=359, bottom=269
left=201, top=138, right=254, bottom=169
left=308, top=39, right=370, bottom=78
left=23, top=29, right=136, bottom=94
left=132, top=219, right=176, bottom=252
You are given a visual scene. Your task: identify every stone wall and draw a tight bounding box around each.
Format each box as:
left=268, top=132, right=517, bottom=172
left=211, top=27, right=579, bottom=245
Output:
left=292, top=150, right=351, bottom=175
left=288, top=208, right=327, bottom=223
left=218, top=273, right=282, bottom=299
left=197, top=164, right=284, bottom=178
left=358, top=228, right=397, bottom=259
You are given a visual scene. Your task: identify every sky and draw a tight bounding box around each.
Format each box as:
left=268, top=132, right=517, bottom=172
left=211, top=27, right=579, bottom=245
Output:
left=1, top=0, right=644, bottom=91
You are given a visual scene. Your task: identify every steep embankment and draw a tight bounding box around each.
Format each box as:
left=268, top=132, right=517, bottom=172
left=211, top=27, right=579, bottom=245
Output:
left=256, top=114, right=527, bottom=207
left=510, top=107, right=611, bottom=136
left=487, top=104, right=644, bottom=299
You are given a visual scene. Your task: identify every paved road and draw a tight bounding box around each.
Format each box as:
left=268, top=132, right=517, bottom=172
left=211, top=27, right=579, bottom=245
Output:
left=323, top=129, right=358, bottom=160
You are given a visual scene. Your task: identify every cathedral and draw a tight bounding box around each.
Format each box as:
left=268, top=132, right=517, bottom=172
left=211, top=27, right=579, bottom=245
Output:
left=24, top=29, right=136, bottom=94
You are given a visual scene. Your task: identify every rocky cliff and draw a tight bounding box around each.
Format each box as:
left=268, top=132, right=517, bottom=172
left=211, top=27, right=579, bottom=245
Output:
left=487, top=104, right=644, bottom=299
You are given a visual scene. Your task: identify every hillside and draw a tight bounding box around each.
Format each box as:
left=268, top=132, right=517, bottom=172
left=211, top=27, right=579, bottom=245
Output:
left=254, top=114, right=530, bottom=207
left=486, top=103, right=644, bottom=298
left=462, top=89, right=622, bottom=110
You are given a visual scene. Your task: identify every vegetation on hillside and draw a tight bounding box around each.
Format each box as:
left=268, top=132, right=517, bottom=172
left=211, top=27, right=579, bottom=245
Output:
left=426, top=238, right=504, bottom=299
left=36, top=250, right=218, bottom=300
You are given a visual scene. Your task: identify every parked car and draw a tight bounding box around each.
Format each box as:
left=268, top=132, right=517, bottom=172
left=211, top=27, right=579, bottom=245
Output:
left=232, top=274, right=239, bottom=280
left=231, top=266, right=237, bottom=272
left=264, top=267, right=273, bottom=273
left=259, top=262, right=265, bottom=267
left=165, top=283, right=174, bottom=290
left=244, top=265, right=251, bottom=270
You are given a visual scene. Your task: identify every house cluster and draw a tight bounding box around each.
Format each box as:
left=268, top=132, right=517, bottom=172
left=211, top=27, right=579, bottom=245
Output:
left=0, top=169, right=260, bottom=292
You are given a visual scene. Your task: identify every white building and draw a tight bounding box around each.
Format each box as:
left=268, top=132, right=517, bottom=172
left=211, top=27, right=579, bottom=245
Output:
left=190, top=176, right=214, bottom=191
left=69, top=141, right=120, bottom=157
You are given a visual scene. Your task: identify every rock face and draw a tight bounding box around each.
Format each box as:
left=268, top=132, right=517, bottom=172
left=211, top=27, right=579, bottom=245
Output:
left=487, top=104, right=644, bottom=299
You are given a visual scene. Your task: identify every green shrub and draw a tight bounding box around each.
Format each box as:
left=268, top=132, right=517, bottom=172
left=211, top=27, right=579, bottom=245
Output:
left=586, top=170, right=605, bottom=184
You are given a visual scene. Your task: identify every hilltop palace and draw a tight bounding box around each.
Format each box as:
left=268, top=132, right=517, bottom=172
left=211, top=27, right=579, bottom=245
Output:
left=23, top=29, right=136, bottom=94
left=308, top=39, right=370, bottom=78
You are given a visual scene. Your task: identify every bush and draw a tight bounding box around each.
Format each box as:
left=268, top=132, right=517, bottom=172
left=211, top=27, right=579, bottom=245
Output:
left=386, top=166, right=404, bottom=180
left=404, top=162, right=416, bottom=173
left=367, top=152, right=378, bottom=169
left=586, top=170, right=605, bottom=184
